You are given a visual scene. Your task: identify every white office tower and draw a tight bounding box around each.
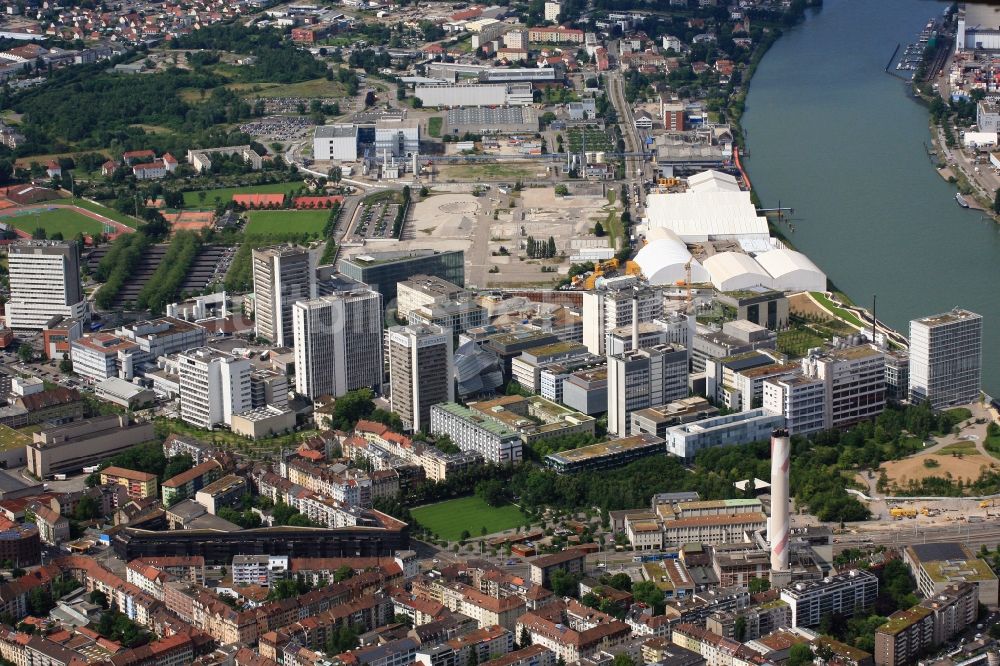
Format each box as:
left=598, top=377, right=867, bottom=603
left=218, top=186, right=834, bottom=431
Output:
left=178, top=348, right=252, bottom=429
left=388, top=323, right=455, bottom=433
left=252, top=245, right=315, bottom=347
left=909, top=309, right=982, bottom=409
left=5, top=241, right=86, bottom=329
left=607, top=343, right=688, bottom=437
left=293, top=289, right=383, bottom=400
left=582, top=276, right=663, bottom=355
left=769, top=428, right=791, bottom=582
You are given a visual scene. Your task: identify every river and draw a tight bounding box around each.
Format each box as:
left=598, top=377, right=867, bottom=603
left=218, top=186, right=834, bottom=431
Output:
left=742, top=0, right=1000, bottom=396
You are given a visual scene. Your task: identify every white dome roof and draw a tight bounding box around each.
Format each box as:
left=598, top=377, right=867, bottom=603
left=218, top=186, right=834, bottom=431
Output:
left=634, top=238, right=710, bottom=285
left=703, top=252, right=773, bottom=291
left=755, top=249, right=827, bottom=293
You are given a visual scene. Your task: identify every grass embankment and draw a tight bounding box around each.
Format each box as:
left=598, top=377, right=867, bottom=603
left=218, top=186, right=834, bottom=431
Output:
left=64, top=198, right=140, bottom=227
left=411, top=496, right=525, bottom=541
left=810, top=292, right=865, bottom=328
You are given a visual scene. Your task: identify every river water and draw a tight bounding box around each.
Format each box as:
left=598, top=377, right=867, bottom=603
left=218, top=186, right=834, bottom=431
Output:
left=742, top=0, right=1000, bottom=395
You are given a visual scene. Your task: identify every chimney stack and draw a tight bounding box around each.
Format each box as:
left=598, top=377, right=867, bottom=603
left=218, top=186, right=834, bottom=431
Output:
left=769, top=428, right=791, bottom=575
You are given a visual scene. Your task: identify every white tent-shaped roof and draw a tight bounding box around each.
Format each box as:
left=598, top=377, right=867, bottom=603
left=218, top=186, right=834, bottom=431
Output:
left=634, top=235, right=710, bottom=285
left=703, top=252, right=773, bottom=291
left=755, top=249, right=827, bottom=293
left=687, top=170, right=741, bottom=193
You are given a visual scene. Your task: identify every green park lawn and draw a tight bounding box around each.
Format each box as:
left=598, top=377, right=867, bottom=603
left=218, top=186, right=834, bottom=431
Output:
left=181, top=181, right=305, bottom=209
left=7, top=207, right=106, bottom=237
left=244, top=209, right=328, bottom=236
left=411, top=496, right=525, bottom=541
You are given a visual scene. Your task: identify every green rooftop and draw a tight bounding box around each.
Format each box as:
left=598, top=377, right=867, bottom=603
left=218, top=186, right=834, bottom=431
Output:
left=878, top=607, right=932, bottom=636
left=923, top=558, right=997, bottom=584
left=0, top=425, right=30, bottom=452
left=434, top=402, right=520, bottom=438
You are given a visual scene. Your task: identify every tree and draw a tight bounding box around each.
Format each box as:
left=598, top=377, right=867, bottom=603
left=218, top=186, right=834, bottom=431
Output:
left=519, top=626, right=532, bottom=648
left=594, top=221, right=605, bottom=237
left=328, top=388, right=376, bottom=430
left=90, top=590, right=109, bottom=608
left=554, top=184, right=569, bottom=196
left=993, top=188, right=1000, bottom=215
left=748, top=577, right=770, bottom=594
left=59, top=355, right=73, bottom=374
left=607, top=573, right=632, bottom=591
left=74, top=496, right=102, bottom=522
left=547, top=236, right=556, bottom=258
left=734, top=615, right=747, bottom=642
left=334, top=565, right=355, bottom=582
left=611, top=656, right=634, bottom=666
left=17, top=344, right=33, bottom=363
left=548, top=568, right=580, bottom=597
left=787, top=643, right=813, bottom=666
left=162, top=454, right=194, bottom=482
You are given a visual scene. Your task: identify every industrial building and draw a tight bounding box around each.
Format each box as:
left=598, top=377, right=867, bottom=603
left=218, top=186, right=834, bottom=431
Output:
left=375, top=119, right=420, bottom=158
left=313, top=124, right=359, bottom=161
left=415, top=82, right=534, bottom=108
left=957, top=4, right=1000, bottom=52
left=446, top=106, right=539, bottom=134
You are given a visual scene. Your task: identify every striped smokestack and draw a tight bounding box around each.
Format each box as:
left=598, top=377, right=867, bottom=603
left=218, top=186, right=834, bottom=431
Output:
left=769, top=428, right=791, bottom=574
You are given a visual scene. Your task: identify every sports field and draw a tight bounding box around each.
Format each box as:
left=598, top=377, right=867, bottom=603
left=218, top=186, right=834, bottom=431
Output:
left=7, top=207, right=105, bottom=237
left=63, top=198, right=139, bottom=227
left=182, top=181, right=304, bottom=208
left=245, top=209, right=328, bottom=236
left=411, top=496, right=524, bottom=541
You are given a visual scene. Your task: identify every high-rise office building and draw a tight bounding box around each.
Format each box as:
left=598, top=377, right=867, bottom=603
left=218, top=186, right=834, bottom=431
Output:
left=252, top=245, right=315, bottom=347
left=5, top=241, right=86, bottom=329
left=582, top=276, right=663, bottom=355
left=607, top=343, right=688, bottom=437
left=292, top=287, right=383, bottom=400
left=909, top=309, right=982, bottom=409
left=388, top=323, right=454, bottom=433
left=178, top=348, right=252, bottom=429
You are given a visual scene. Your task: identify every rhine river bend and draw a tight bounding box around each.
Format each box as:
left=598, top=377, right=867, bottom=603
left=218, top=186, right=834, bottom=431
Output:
left=743, top=0, right=1000, bottom=395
